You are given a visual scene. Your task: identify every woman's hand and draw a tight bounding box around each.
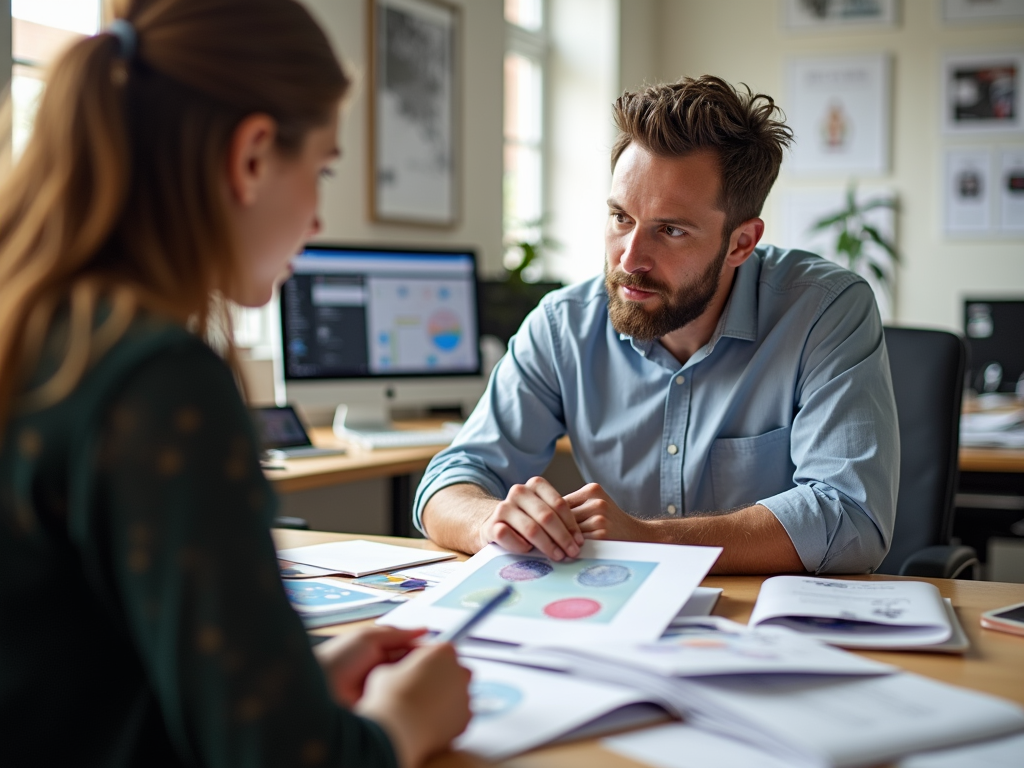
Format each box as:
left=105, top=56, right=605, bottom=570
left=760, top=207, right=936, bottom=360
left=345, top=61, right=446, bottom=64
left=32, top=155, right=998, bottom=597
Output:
left=314, top=625, right=427, bottom=707
left=356, top=642, right=473, bottom=768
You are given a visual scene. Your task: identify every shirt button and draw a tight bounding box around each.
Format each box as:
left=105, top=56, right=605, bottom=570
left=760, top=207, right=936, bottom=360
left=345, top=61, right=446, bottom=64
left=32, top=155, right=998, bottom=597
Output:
left=675, top=375, right=685, bottom=385
left=667, top=444, right=678, bottom=455
left=667, top=504, right=677, bottom=515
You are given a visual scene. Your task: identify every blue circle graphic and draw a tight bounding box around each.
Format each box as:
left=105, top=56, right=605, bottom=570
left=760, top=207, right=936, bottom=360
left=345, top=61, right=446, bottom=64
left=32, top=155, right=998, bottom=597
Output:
left=575, top=564, right=632, bottom=587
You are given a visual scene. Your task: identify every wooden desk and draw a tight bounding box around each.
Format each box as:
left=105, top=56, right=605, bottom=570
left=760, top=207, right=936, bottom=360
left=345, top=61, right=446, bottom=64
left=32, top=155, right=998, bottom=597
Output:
left=274, top=529, right=1024, bottom=767
left=960, top=446, right=1024, bottom=473
left=266, top=427, right=1024, bottom=498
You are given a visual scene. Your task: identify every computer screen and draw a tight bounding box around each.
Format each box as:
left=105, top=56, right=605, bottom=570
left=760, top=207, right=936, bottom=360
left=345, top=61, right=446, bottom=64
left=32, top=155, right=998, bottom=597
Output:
left=964, top=299, right=1024, bottom=394
left=275, top=245, right=485, bottom=427
left=281, top=245, right=481, bottom=380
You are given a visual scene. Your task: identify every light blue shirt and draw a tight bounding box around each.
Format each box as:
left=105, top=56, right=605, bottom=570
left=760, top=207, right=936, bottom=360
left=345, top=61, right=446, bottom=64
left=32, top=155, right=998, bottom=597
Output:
left=415, top=246, right=899, bottom=574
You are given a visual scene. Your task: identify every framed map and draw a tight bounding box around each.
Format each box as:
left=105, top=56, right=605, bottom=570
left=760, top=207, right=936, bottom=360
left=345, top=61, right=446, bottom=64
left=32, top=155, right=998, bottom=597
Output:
left=369, top=0, right=459, bottom=226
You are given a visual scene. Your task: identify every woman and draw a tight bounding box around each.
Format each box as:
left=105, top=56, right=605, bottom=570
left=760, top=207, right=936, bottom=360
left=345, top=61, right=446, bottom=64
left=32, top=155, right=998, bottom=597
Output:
left=0, top=1, right=471, bottom=766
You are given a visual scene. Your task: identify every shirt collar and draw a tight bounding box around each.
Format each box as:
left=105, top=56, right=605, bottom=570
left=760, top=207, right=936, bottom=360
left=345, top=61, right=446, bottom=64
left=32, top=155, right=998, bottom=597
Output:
left=620, top=251, right=761, bottom=362
left=717, top=254, right=759, bottom=342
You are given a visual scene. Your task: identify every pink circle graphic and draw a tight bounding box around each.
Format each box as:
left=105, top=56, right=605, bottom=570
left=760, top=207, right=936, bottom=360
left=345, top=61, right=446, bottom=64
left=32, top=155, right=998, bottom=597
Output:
left=542, top=598, right=601, bottom=620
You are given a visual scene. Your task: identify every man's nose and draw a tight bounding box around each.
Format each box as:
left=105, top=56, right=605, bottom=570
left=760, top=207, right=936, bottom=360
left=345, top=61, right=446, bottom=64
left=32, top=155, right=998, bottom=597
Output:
left=619, top=228, right=652, bottom=274
left=308, top=215, right=322, bottom=238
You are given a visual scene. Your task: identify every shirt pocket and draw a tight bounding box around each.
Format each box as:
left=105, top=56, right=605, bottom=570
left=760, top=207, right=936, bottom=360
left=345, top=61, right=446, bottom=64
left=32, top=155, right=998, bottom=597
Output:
left=709, top=425, right=795, bottom=511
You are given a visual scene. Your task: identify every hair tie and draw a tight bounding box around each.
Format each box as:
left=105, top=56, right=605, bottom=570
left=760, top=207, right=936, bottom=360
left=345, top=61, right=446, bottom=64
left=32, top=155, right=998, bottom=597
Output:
left=107, top=19, right=137, bottom=62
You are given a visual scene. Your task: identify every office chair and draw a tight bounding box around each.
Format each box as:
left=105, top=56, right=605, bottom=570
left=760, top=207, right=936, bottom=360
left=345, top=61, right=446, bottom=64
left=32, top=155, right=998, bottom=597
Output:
left=876, top=327, right=979, bottom=578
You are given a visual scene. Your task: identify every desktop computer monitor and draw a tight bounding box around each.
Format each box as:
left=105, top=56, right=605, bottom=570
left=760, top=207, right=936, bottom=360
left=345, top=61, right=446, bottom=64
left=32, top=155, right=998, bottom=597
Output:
left=964, top=298, right=1024, bottom=395
left=274, top=244, right=486, bottom=427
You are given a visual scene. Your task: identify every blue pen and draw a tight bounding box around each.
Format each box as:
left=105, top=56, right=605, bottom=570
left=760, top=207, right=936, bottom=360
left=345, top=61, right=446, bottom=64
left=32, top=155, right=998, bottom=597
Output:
left=433, top=585, right=514, bottom=644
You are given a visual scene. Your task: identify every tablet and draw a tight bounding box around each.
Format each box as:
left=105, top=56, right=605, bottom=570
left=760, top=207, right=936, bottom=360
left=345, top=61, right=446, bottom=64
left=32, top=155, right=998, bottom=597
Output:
left=250, top=405, right=346, bottom=459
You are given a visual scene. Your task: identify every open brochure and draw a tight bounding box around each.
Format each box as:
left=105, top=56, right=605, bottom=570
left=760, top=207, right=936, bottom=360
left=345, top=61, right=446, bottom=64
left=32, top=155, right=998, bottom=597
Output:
left=748, top=576, right=963, bottom=650
left=454, top=636, right=1024, bottom=765
left=282, top=578, right=402, bottom=629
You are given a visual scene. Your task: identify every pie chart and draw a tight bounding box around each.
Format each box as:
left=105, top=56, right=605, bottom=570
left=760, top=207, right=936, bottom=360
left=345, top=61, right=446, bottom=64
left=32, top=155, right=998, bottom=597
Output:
left=429, top=308, right=462, bottom=351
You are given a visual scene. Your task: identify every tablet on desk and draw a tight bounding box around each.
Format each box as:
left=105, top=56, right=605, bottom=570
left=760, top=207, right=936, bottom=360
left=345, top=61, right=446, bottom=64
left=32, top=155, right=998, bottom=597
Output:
left=250, top=405, right=347, bottom=460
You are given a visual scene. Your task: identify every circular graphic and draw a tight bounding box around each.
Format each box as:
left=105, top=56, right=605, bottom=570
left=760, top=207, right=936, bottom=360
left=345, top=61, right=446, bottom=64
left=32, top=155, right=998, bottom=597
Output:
left=470, top=681, right=522, bottom=718
left=460, top=587, right=521, bottom=610
left=428, top=309, right=462, bottom=351
left=499, top=559, right=554, bottom=582
left=543, top=597, right=602, bottom=620
left=575, top=564, right=632, bottom=588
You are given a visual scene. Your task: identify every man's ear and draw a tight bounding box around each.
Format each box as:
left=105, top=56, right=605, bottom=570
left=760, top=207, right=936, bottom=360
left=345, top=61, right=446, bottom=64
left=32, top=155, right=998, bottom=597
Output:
left=725, top=217, right=764, bottom=268
left=226, top=113, right=278, bottom=207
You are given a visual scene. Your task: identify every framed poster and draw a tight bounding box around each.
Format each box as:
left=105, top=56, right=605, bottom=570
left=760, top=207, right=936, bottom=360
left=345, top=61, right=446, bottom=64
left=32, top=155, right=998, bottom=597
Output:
left=943, top=52, right=1024, bottom=134
left=945, top=148, right=993, bottom=235
left=785, top=54, right=892, bottom=175
left=369, top=0, right=459, bottom=226
left=943, top=0, right=1024, bottom=23
left=998, top=147, right=1024, bottom=233
left=783, top=0, right=899, bottom=29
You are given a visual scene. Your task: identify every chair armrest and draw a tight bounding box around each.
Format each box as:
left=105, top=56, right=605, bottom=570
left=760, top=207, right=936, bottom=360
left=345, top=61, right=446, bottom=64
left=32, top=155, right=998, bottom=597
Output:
left=899, top=545, right=979, bottom=579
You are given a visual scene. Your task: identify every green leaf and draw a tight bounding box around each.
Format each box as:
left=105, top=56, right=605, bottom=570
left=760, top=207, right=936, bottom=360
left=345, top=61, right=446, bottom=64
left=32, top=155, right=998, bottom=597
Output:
left=861, top=224, right=899, bottom=261
left=810, top=210, right=850, bottom=231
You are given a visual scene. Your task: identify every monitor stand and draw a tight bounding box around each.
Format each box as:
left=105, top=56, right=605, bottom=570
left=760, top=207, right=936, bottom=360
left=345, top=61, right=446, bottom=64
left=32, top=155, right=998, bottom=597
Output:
left=332, top=403, right=392, bottom=433
left=332, top=404, right=463, bottom=450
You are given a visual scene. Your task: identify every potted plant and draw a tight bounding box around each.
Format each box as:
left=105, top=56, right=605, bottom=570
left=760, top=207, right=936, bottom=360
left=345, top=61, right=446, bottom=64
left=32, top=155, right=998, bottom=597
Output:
left=478, top=219, right=562, bottom=344
left=810, top=184, right=899, bottom=318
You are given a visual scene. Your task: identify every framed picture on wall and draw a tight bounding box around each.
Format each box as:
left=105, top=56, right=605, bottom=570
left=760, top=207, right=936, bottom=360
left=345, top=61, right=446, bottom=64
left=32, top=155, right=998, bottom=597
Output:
left=369, top=0, right=459, bottom=226
left=785, top=54, right=892, bottom=175
left=943, top=0, right=1024, bottom=23
left=782, top=0, right=899, bottom=30
left=942, top=52, right=1024, bottom=134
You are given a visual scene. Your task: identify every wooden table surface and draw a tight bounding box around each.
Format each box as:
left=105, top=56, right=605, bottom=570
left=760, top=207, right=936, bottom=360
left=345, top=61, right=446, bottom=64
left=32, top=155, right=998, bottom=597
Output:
left=275, top=529, right=1024, bottom=768
left=267, top=428, right=1024, bottom=495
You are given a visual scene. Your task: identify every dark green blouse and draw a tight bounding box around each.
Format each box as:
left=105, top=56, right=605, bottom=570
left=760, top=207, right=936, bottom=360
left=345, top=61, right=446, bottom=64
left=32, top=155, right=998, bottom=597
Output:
left=0, top=316, right=397, bottom=767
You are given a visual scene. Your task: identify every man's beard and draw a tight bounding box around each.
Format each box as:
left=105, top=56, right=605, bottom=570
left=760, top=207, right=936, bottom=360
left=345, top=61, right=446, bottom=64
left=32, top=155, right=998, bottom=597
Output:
left=605, top=238, right=729, bottom=341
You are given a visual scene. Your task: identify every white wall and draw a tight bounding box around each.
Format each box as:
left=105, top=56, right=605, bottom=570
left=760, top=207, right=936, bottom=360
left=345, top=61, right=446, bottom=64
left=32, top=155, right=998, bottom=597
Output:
left=304, top=0, right=506, bottom=276
left=546, top=0, right=620, bottom=284
left=649, top=0, right=1024, bottom=332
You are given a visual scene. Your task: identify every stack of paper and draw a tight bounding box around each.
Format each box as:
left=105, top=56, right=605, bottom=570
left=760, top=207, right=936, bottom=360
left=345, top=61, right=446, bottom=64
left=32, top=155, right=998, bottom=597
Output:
left=387, top=542, right=1024, bottom=764
left=748, top=576, right=967, bottom=651
left=277, top=539, right=456, bottom=577
left=960, top=408, right=1024, bottom=449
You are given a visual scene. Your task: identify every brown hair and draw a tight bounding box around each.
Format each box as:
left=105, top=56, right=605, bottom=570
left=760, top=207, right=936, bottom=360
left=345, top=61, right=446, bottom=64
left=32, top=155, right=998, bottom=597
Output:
left=0, top=0, right=349, bottom=431
left=611, top=75, right=793, bottom=236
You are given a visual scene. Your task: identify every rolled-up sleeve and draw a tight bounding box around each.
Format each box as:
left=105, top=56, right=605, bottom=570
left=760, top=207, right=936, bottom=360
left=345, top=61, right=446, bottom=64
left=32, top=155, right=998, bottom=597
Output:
left=757, top=281, right=899, bottom=574
left=757, top=280, right=901, bottom=573
left=413, top=302, right=568, bottom=534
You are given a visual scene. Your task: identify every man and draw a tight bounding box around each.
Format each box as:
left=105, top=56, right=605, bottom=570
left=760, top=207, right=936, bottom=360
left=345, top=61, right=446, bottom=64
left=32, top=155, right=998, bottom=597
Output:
left=415, top=76, right=899, bottom=574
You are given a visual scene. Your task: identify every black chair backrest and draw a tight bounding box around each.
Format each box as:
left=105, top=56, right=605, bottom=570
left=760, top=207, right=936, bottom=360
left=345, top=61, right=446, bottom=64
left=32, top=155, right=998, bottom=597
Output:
left=876, top=327, right=966, bottom=574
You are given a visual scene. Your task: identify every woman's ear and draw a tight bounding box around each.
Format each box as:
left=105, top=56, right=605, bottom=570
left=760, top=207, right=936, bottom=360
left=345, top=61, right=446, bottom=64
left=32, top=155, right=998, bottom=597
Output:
left=226, top=113, right=278, bottom=207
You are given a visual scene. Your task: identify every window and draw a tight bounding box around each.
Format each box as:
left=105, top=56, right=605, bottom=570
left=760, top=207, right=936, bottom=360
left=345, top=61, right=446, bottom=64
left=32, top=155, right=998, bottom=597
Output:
left=10, top=0, right=101, bottom=159
left=503, top=0, right=547, bottom=279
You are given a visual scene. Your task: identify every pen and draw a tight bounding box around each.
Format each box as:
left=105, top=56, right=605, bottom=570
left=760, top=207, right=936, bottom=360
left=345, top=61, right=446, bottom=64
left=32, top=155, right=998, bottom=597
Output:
left=433, top=585, right=514, bottom=645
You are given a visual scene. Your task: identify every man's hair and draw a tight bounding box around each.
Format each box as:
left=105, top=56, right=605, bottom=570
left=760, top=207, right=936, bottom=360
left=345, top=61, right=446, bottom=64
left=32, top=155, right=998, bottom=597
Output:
left=611, top=75, right=793, bottom=236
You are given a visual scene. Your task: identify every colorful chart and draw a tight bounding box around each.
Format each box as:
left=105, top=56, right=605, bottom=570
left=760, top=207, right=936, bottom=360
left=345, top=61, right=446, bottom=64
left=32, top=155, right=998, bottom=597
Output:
left=283, top=582, right=368, bottom=608
left=435, top=554, right=657, bottom=625
left=469, top=681, right=522, bottom=719
left=428, top=308, right=462, bottom=351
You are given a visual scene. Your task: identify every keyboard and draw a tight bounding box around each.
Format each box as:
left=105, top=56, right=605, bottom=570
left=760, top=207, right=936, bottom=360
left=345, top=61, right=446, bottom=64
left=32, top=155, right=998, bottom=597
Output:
left=340, top=424, right=462, bottom=451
